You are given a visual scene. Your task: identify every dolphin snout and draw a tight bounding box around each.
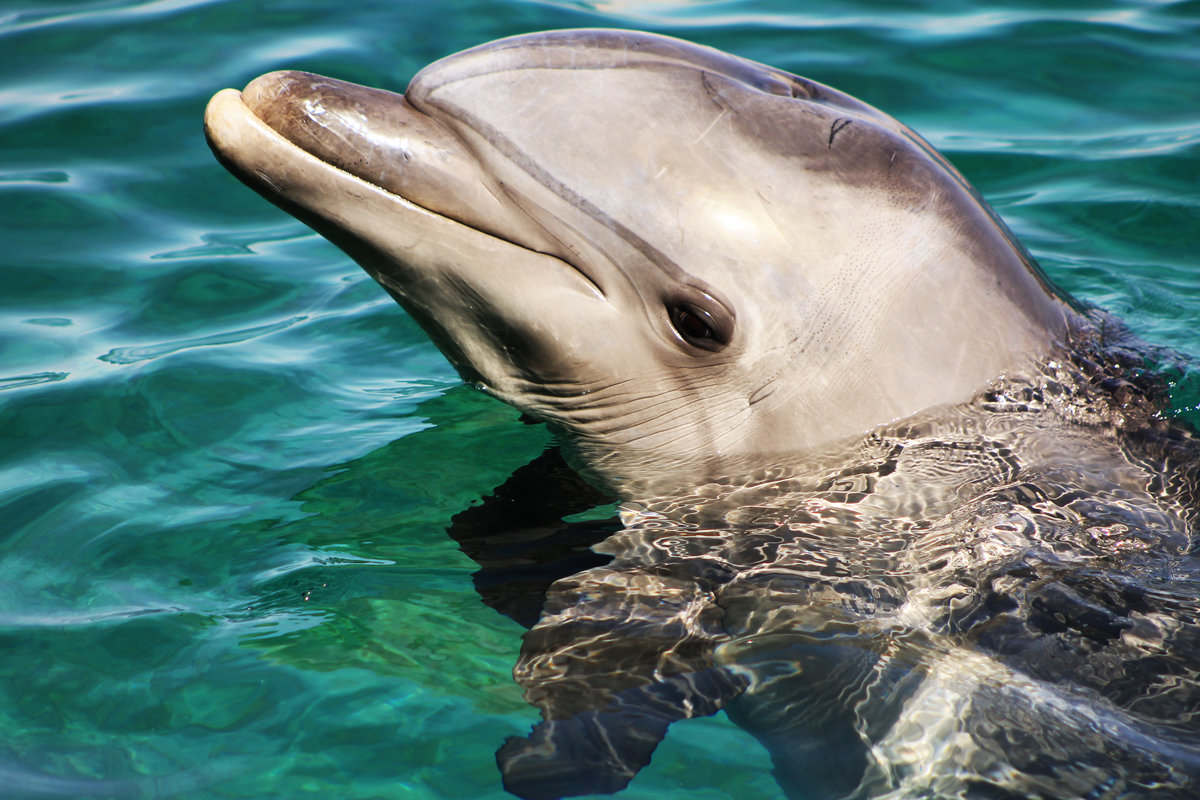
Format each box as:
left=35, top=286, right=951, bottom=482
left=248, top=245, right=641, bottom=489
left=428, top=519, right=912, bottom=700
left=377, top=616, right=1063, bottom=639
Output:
left=232, top=70, right=554, bottom=252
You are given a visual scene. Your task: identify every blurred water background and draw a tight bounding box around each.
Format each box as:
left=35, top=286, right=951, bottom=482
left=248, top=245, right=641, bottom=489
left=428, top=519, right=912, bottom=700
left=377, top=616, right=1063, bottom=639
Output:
left=1, top=0, right=1197, bottom=797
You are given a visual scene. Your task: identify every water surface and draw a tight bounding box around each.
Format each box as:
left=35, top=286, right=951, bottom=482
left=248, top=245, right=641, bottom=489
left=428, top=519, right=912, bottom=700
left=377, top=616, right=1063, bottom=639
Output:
left=1, top=1, right=1198, bottom=798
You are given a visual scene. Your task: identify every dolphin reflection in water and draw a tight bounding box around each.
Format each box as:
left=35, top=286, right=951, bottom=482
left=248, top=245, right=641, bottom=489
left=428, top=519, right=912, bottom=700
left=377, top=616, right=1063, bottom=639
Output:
left=205, top=29, right=1200, bottom=800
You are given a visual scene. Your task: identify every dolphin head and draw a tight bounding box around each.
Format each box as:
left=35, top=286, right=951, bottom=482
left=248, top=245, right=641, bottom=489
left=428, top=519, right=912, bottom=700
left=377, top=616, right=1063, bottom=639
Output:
left=205, top=29, right=1076, bottom=492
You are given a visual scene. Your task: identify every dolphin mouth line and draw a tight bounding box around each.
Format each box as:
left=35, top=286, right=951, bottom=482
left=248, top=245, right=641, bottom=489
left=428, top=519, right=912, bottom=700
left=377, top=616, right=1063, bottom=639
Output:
left=205, top=80, right=608, bottom=300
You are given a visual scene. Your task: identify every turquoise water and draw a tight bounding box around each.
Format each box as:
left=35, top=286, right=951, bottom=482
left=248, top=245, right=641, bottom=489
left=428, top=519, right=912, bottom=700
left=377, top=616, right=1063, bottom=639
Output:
left=2, top=1, right=1198, bottom=798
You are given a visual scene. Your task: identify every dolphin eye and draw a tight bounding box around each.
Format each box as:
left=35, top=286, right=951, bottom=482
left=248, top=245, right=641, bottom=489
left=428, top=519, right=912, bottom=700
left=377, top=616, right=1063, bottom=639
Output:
left=672, top=306, right=714, bottom=341
left=668, top=300, right=732, bottom=352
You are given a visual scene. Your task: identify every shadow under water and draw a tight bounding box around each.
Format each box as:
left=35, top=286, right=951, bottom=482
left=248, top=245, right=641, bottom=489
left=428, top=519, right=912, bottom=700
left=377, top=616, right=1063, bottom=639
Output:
left=457, top=339, right=1200, bottom=800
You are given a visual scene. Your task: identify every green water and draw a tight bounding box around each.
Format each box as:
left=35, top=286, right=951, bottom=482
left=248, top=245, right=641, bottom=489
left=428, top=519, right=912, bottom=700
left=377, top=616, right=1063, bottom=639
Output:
left=1, top=1, right=1198, bottom=798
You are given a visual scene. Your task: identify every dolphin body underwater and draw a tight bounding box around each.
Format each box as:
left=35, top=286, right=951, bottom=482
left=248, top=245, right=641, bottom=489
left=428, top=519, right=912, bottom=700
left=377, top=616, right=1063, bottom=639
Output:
left=206, top=29, right=1200, bottom=800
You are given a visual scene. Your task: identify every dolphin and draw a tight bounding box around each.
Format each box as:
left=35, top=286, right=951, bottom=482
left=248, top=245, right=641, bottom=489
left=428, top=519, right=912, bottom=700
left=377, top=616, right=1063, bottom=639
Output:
left=205, top=29, right=1200, bottom=800
left=204, top=28, right=1082, bottom=493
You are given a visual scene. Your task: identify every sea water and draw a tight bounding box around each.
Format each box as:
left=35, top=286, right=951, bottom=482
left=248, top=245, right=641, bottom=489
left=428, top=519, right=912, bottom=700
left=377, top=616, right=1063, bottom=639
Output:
left=1, top=1, right=1197, bottom=798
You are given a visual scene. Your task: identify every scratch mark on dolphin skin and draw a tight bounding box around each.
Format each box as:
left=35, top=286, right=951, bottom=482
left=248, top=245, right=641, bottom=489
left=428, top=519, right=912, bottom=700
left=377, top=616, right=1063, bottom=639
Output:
left=828, top=118, right=852, bottom=149
left=254, top=169, right=282, bottom=194
left=755, top=190, right=789, bottom=244
left=696, top=108, right=730, bottom=144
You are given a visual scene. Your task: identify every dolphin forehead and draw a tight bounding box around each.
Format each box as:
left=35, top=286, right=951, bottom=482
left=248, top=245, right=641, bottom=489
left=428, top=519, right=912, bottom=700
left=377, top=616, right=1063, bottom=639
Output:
left=403, top=29, right=1058, bottom=323
left=407, top=29, right=880, bottom=122
left=404, top=31, right=970, bottom=272
left=406, top=28, right=940, bottom=196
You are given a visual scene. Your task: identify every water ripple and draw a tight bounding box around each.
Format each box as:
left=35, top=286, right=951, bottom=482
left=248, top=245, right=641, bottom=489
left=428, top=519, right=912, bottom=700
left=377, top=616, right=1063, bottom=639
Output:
left=0, top=371, right=68, bottom=391
left=0, top=0, right=230, bottom=37
left=549, top=1, right=1187, bottom=35
left=98, top=315, right=307, bottom=364
left=0, top=605, right=188, bottom=630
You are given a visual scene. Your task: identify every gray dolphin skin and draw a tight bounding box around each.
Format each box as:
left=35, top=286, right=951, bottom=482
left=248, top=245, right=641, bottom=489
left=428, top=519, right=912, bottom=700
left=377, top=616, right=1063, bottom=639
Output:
left=206, top=29, right=1200, bottom=800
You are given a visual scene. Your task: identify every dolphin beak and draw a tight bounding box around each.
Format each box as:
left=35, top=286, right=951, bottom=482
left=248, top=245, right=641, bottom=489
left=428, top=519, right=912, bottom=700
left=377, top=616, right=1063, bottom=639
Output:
left=208, top=70, right=551, bottom=251
left=203, top=72, right=605, bottom=397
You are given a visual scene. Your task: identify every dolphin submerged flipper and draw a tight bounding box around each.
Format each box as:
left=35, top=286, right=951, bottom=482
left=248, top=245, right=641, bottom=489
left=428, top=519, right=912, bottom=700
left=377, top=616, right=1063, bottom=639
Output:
left=499, top=563, right=746, bottom=799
